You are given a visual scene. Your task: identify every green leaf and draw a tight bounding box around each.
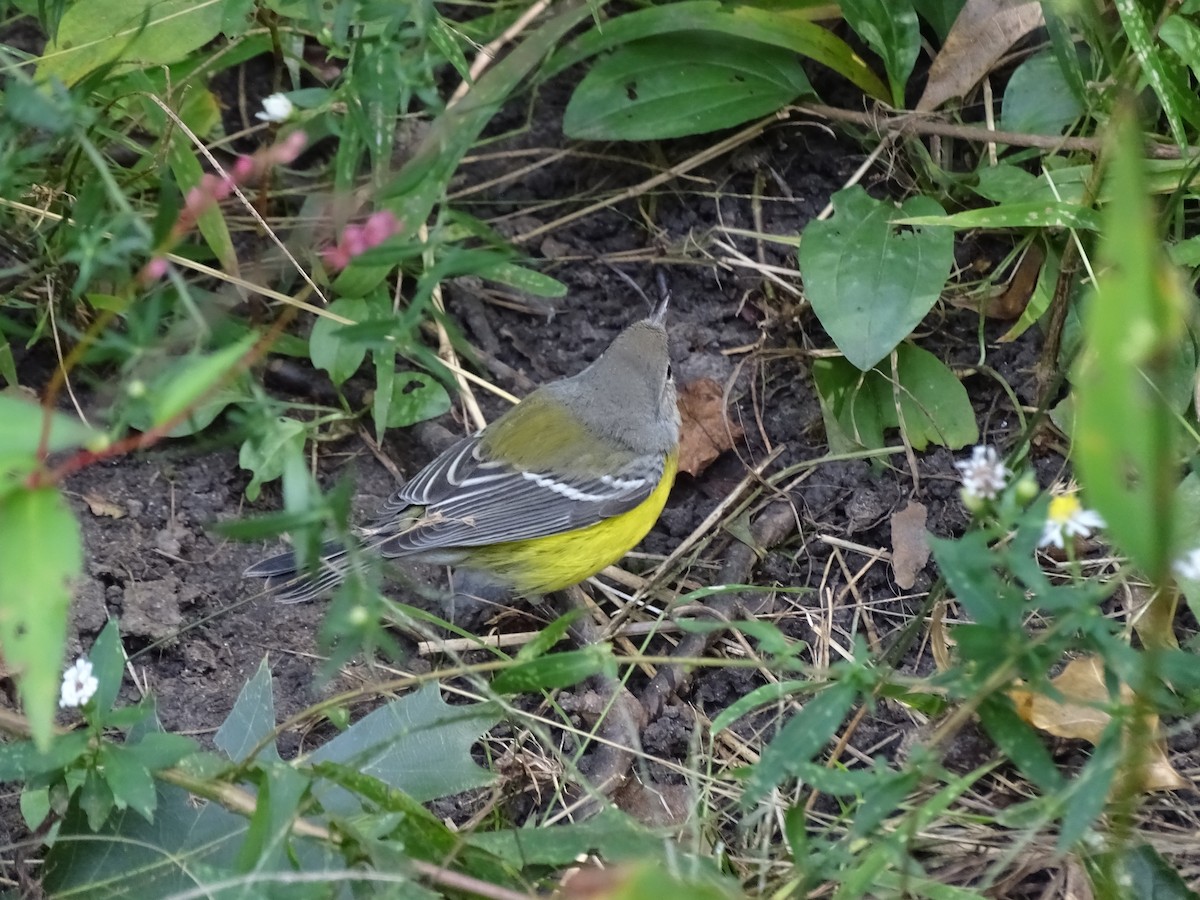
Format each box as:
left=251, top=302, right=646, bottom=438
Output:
left=1113, top=0, right=1189, bottom=147
left=710, top=679, right=809, bottom=733
left=544, top=1, right=889, bottom=102
left=124, top=731, right=197, bottom=771
left=742, top=680, right=858, bottom=805
left=383, top=372, right=452, bottom=428
left=1001, top=49, right=1083, bottom=136
left=799, top=186, right=955, bottom=371
left=896, top=201, right=1100, bottom=232
left=813, top=345, right=977, bottom=452
left=167, top=127, right=235, bottom=271
left=0, top=391, right=105, bottom=460
left=1087, top=843, right=1198, bottom=900
left=977, top=695, right=1063, bottom=792
left=1073, top=113, right=1184, bottom=581
left=309, top=683, right=499, bottom=808
left=839, top=0, right=919, bottom=107
left=38, top=0, right=227, bottom=86
left=80, top=768, right=116, bottom=831
left=469, top=807, right=664, bottom=866
left=0, top=487, right=82, bottom=749
left=309, top=297, right=370, bottom=385
left=491, top=644, right=616, bottom=694
left=238, top=415, right=306, bottom=502
left=563, top=32, right=812, bottom=140
left=142, top=333, right=257, bottom=433
left=100, top=744, right=157, bottom=822
left=1161, top=14, right=1200, bottom=82
left=88, top=617, right=125, bottom=717
left=215, top=657, right=281, bottom=764
left=481, top=261, right=568, bottom=298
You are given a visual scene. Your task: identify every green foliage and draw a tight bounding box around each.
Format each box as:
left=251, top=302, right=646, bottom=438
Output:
left=800, top=186, right=956, bottom=371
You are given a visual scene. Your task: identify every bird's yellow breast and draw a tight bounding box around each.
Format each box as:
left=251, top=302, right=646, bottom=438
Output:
left=466, top=451, right=678, bottom=595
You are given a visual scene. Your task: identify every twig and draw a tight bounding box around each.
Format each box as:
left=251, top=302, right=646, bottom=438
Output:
left=793, top=103, right=1196, bottom=160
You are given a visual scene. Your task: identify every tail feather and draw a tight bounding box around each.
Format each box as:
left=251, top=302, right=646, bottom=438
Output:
left=243, top=540, right=353, bottom=603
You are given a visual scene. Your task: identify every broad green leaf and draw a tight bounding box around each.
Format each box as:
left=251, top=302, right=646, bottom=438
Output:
left=309, top=683, right=500, bottom=808
left=1073, top=114, right=1185, bottom=581
left=309, top=297, right=370, bottom=385
left=911, top=0, right=966, bottom=42
left=544, top=1, right=888, bottom=101
left=490, top=644, right=616, bottom=694
left=1087, top=843, right=1198, bottom=900
left=563, top=32, right=812, bottom=140
left=383, top=372, right=451, bottom=429
left=0, top=391, right=105, bottom=460
left=0, top=487, right=82, bottom=749
left=38, top=0, right=226, bottom=86
left=142, top=333, right=257, bottom=432
left=235, top=761, right=309, bottom=875
left=800, top=186, right=955, bottom=371
left=839, top=0, right=919, bottom=106
left=813, top=345, right=977, bottom=452
left=1001, top=49, right=1083, bottom=136
left=99, top=744, right=157, bottom=822
left=1161, top=14, right=1200, bottom=82
left=215, top=657, right=281, bottom=764
left=239, top=415, right=306, bottom=502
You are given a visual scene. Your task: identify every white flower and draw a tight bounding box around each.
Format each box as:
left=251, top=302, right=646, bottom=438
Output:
left=255, top=93, right=294, bottom=123
left=60, top=657, right=98, bottom=709
left=1173, top=547, right=1200, bottom=581
left=1039, top=495, right=1106, bottom=549
left=955, top=445, right=1010, bottom=500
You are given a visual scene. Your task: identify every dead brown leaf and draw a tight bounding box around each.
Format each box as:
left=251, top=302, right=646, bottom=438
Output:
left=1009, top=656, right=1188, bottom=793
left=949, top=243, right=1044, bottom=320
left=82, top=490, right=126, bottom=519
left=676, top=378, right=743, bottom=477
left=917, top=0, right=1045, bottom=112
left=890, top=500, right=929, bottom=589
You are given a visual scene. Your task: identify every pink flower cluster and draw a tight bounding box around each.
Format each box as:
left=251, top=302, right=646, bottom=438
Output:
left=141, top=131, right=309, bottom=283
left=321, top=210, right=401, bottom=271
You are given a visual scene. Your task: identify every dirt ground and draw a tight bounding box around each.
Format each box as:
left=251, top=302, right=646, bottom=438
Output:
left=8, top=41, right=1198, bottom=893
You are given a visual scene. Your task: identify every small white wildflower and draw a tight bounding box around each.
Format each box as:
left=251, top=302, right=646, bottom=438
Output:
left=1172, top=547, right=1200, bottom=581
left=955, top=445, right=1010, bottom=501
left=255, top=93, right=294, bottom=123
left=1039, top=495, right=1106, bottom=549
left=59, top=657, right=98, bottom=709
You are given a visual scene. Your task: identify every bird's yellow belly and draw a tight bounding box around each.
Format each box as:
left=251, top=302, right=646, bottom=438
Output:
left=470, top=453, right=678, bottom=595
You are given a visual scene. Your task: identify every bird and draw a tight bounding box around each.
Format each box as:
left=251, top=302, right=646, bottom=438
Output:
left=244, top=300, right=679, bottom=603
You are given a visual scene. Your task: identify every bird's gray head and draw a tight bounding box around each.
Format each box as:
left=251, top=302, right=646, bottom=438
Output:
left=551, top=306, right=679, bottom=454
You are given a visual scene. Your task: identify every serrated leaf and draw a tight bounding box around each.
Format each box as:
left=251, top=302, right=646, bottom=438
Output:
left=800, top=186, right=955, bottom=371
left=0, top=487, right=82, bottom=749
left=38, top=0, right=226, bottom=86
left=564, top=32, right=812, bottom=140
left=309, top=683, right=499, bottom=809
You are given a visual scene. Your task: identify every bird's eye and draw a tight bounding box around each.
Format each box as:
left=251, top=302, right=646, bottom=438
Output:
left=666, top=363, right=674, bottom=381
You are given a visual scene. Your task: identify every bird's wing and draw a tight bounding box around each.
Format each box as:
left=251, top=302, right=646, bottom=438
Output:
left=364, top=434, right=664, bottom=554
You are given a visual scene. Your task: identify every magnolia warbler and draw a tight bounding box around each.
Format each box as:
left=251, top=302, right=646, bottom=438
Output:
left=244, top=300, right=679, bottom=602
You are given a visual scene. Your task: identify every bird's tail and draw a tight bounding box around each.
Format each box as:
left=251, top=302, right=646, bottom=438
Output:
left=243, top=540, right=356, bottom=604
